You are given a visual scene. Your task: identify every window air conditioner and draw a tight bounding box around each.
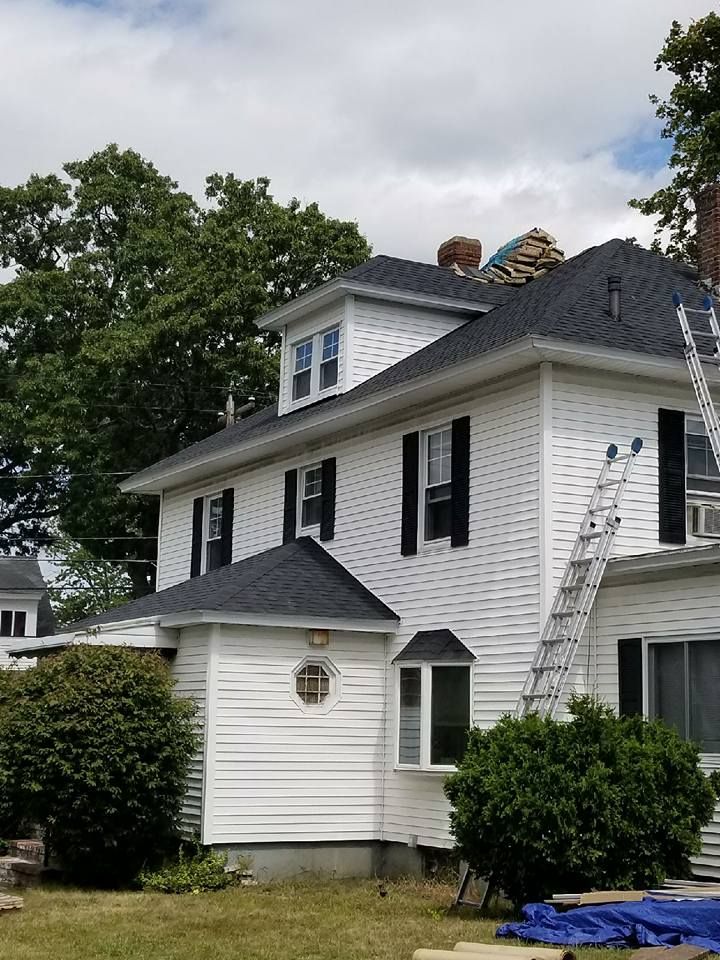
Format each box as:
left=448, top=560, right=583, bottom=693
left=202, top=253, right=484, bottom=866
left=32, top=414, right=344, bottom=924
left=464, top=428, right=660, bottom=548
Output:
left=690, top=503, right=720, bottom=539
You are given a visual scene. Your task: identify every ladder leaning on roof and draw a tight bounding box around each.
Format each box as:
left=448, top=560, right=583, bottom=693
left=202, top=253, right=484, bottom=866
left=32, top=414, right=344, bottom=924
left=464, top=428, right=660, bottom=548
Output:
left=515, top=437, right=643, bottom=721
left=673, top=291, right=720, bottom=473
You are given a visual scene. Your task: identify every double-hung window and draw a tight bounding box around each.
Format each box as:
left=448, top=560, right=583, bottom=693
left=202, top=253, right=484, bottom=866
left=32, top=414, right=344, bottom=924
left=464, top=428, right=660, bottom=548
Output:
left=300, top=464, right=323, bottom=529
left=0, top=610, right=26, bottom=638
left=290, top=327, right=340, bottom=405
left=293, top=339, right=314, bottom=401
left=649, top=638, right=720, bottom=753
left=423, top=426, right=452, bottom=541
left=320, top=328, right=339, bottom=390
left=397, top=663, right=471, bottom=769
left=205, top=494, right=224, bottom=572
left=686, top=417, right=720, bottom=538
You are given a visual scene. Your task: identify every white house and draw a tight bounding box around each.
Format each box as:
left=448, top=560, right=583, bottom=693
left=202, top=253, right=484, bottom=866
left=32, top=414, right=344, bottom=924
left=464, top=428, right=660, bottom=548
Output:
left=15, top=185, right=720, bottom=879
left=0, top=558, right=53, bottom=666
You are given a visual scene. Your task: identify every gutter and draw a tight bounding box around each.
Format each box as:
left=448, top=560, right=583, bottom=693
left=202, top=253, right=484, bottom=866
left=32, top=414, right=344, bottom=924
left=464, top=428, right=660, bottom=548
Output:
left=121, top=334, right=704, bottom=496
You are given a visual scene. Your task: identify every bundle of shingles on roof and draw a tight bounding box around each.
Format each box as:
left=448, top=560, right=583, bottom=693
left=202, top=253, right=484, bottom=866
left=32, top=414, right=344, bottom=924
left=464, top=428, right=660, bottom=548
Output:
left=453, top=228, right=564, bottom=286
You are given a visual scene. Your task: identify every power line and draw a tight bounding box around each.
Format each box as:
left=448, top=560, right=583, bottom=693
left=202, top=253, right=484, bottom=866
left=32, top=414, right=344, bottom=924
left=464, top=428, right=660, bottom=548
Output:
left=2, top=535, right=157, bottom=541
left=0, top=471, right=134, bottom=480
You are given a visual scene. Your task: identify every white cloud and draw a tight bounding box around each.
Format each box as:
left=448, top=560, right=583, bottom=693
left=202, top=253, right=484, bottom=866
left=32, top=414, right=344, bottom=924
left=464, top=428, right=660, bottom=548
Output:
left=0, top=0, right=710, bottom=263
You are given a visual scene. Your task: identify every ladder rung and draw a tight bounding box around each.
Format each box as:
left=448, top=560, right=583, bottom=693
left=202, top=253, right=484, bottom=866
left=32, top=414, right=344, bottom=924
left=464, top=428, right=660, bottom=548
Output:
left=522, top=693, right=548, bottom=702
left=570, top=557, right=592, bottom=567
left=542, top=635, right=569, bottom=645
left=690, top=330, right=718, bottom=337
left=560, top=583, right=583, bottom=592
left=589, top=505, right=613, bottom=514
left=685, top=307, right=714, bottom=315
left=697, top=353, right=720, bottom=364
left=551, top=610, right=574, bottom=618
left=581, top=531, right=603, bottom=540
left=532, top=664, right=560, bottom=674
left=598, top=480, right=621, bottom=488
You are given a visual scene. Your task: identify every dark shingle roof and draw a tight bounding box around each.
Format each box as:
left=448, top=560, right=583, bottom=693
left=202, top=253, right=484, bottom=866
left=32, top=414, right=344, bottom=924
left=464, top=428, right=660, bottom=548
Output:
left=127, top=240, right=705, bottom=486
left=342, top=255, right=517, bottom=306
left=393, top=629, right=475, bottom=662
left=67, top=538, right=398, bottom=631
left=0, top=558, right=46, bottom=592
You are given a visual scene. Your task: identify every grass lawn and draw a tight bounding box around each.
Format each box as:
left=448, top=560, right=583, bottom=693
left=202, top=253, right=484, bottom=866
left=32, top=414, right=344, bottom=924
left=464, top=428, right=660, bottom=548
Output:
left=0, top=878, right=622, bottom=960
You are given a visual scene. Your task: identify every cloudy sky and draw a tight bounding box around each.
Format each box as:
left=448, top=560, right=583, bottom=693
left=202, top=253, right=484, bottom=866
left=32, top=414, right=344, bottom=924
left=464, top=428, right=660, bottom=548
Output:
left=0, top=0, right=712, bottom=263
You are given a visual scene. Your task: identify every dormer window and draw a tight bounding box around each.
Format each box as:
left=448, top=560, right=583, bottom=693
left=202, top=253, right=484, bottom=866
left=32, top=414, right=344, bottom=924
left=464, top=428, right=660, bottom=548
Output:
left=289, top=327, right=341, bottom=406
left=293, top=340, right=314, bottom=401
left=320, top=329, right=339, bottom=390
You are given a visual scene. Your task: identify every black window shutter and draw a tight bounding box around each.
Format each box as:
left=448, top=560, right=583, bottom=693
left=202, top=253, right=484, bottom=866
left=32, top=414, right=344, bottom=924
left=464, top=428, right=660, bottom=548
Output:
left=451, top=416, right=471, bottom=548
left=320, top=458, right=336, bottom=542
left=190, top=496, right=204, bottom=578
left=618, top=638, right=643, bottom=717
left=283, top=469, right=298, bottom=544
left=401, top=432, right=419, bottom=556
left=220, top=487, right=234, bottom=566
left=658, top=408, right=686, bottom=544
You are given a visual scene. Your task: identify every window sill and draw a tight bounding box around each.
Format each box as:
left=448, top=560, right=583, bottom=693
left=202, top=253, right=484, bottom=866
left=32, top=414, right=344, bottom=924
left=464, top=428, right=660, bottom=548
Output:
left=417, top=537, right=451, bottom=557
left=288, top=387, right=340, bottom=413
left=394, top=765, right=458, bottom=775
left=298, top=523, right=320, bottom=539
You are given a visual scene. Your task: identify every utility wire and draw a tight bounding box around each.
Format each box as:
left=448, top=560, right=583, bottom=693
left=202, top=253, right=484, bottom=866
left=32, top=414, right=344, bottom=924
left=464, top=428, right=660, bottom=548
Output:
left=0, top=471, right=134, bottom=480
left=2, top=535, right=158, bottom=541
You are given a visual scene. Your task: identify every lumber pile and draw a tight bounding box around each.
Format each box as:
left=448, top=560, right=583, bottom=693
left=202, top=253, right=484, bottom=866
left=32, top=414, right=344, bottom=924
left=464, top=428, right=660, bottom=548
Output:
left=453, top=228, right=564, bottom=286
left=0, top=892, right=23, bottom=911
left=413, top=945, right=575, bottom=960
left=547, top=878, right=720, bottom=907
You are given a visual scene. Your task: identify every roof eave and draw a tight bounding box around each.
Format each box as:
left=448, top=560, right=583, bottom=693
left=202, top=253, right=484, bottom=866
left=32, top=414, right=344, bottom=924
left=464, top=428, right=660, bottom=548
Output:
left=158, top=610, right=399, bottom=632
left=603, top=544, right=720, bottom=586
left=120, top=335, right=540, bottom=494
left=256, top=278, right=496, bottom=331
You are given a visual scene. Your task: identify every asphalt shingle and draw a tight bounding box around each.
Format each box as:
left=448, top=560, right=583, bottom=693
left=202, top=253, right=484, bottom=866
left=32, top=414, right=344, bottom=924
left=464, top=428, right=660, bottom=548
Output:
left=127, top=240, right=706, bottom=486
left=393, top=629, right=475, bottom=662
left=67, top=537, right=398, bottom=631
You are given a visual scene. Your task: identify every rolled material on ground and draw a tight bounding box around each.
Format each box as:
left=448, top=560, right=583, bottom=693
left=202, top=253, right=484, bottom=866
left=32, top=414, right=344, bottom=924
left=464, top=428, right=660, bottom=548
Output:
left=454, top=946, right=576, bottom=960
left=413, top=950, right=576, bottom=960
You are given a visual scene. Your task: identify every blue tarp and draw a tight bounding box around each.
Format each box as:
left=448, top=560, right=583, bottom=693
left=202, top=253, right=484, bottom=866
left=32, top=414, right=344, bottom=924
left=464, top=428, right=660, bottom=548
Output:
left=497, top=899, right=720, bottom=952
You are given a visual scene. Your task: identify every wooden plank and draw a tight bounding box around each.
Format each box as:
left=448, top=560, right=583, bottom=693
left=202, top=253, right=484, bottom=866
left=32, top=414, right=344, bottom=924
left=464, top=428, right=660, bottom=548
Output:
left=630, top=946, right=710, bottom=960
left=578, top=890, right=646, bottom=905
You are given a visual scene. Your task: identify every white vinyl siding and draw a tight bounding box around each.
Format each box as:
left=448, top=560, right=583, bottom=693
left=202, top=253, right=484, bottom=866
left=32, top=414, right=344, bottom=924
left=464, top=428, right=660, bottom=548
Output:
left=208, top=625, right=385, bottom=844
left=155, top=373, right=541, bottom=846
left=352, top=298, right=463, bottom=386
left=0, top=593, right=40, bottom=667
left=171, top=627, right=210, bottom=834
left=593, top=571, right=720, bottom=877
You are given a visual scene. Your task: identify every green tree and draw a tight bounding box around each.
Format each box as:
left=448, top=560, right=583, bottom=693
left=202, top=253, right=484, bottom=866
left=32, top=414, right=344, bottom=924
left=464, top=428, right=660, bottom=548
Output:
left=0, top=146, right=370, bottom=595
left=0, top=645, right=198, bottom=885
left=46, top=536, right=133, bottom=627
left=629, top=13, right=720, bottom=261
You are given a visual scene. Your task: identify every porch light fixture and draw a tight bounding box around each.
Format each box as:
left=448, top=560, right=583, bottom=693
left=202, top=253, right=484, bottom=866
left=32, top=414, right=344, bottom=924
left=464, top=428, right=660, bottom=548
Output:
left=308, top=629, right=330, bottom=647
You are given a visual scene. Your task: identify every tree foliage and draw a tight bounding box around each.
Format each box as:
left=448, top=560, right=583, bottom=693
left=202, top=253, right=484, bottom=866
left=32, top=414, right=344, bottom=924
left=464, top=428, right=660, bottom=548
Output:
left=0, top=645, right=198, bottom=885
left=629, top=13, right=720, bottom=262
left=46, top=536, right=133, bottom=627
left=0, top=145, right=370, bottom=594
left=445, top=696, right=718, bottom=906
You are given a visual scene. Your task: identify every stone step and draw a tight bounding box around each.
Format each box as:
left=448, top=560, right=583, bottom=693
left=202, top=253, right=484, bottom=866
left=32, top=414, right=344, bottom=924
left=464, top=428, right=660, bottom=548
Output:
left=8, top=840, right=44, bottom=864
left=0, top=857, right=45, bottom=887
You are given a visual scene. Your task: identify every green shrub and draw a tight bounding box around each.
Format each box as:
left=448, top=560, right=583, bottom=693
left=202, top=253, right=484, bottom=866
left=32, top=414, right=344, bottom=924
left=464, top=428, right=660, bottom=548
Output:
left=0, top=645, right=198, bottom=886
left=445, top=696, right=718, bottom=906
left=138, top=846, right=238, bottom=894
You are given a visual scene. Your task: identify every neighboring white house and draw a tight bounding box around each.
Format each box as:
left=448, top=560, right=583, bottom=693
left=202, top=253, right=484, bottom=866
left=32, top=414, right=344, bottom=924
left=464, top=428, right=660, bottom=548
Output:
left=14, top=186, right=720, bottom=879
left=0, top=557, right=54, bottom=666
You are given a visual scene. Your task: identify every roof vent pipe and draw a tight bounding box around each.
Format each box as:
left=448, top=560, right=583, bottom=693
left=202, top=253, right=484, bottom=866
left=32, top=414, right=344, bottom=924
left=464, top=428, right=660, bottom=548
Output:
left=608, top=275, right=621, bottom=321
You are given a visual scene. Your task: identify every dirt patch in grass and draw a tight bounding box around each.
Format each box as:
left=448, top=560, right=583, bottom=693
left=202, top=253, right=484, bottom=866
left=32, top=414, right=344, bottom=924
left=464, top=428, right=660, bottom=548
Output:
left=0, top=878, right=624, bottom=960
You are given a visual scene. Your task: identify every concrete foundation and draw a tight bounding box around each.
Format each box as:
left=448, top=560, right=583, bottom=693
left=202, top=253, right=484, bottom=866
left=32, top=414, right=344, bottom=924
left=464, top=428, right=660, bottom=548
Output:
left=217, top=840, right=446, bottom=882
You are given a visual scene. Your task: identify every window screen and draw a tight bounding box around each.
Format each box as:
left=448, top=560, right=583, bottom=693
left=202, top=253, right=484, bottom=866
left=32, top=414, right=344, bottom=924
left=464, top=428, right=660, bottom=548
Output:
left=398, top=667, right=421, bottom=764
left=650, top=639, right=720, bottom=752
left=424, top=428, right=452, bottom=541
left=205, top=495, right=223, bottom=571
left=293, top=340, right=313, bottom=400
left=0, top=611, right=12, bottom=638
left=320, top=328, right=339, bottom=390
left=301, top=466, right=322, bottom=528
left=430, top=666, right=470, bottom=765
left=12, top=612, right=26, bottom=638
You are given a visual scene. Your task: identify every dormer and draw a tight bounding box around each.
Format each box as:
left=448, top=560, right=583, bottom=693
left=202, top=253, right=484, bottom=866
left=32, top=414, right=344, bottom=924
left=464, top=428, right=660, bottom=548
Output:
left=257, top=249, right=512, bottom=416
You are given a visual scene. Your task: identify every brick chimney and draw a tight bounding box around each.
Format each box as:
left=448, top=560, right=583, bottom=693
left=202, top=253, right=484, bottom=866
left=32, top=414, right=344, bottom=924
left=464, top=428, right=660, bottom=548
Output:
left=437, top=236, right=482, bottom=270
left=696, top=183, right=720, bottom=289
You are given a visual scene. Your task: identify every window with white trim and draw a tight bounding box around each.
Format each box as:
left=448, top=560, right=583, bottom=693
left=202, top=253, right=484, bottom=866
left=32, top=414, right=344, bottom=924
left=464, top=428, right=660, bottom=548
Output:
left=423, top=426, right=452, bottom=542
left=649, top=637, right=720, bottom=753
left=0, top=610, right=26, bottom=638
left=291, top=657, right=340, bottom=713
left=397, top=663, right=471, bottom=768
left=292, top=339, right=314, bottom=400
left=289, top=326, right=341, bottom=405
left=686, top=418, right=720, bottom=538
left=320, top=328, right=339, bottom=390
left=299, top=464, right=322, bottom=529
left=205, top=494, right=224, bottom=572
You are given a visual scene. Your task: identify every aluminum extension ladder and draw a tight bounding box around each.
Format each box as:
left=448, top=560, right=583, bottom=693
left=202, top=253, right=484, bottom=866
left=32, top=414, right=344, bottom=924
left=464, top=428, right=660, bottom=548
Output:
left=673, top=291, right=720, bottom=471
left=516, top=437, right=643, bottom=720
